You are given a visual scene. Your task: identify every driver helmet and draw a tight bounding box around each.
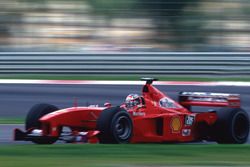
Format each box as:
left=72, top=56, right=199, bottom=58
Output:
left=125, top=94, right=141, bottom=109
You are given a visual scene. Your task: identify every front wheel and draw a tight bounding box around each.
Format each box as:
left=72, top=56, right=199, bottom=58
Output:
left=213, top=107, right=249, bottom=144
left=25, top=103, right=59, bottom=144
left=97, top=107, right=133, bottom=144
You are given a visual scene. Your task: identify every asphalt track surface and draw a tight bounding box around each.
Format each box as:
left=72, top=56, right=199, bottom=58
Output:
left=1, top=83, right=250, bottom=144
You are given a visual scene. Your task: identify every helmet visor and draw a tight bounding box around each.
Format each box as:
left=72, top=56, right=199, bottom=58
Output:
left=126, top=98, right=140, bottom=108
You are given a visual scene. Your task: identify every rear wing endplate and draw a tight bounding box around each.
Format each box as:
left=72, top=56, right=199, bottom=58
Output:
left=179, top=92, right=240, bottom=108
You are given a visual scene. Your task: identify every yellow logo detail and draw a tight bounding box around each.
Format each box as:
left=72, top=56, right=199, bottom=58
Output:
left=171, top=117, right=182, bottom=133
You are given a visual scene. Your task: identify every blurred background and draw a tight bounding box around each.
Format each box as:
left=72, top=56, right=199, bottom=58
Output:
left=0, top=0, right=250, bottom=52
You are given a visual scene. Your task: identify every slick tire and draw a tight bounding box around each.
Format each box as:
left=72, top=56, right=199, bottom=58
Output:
left=97, top=106, right=133, bottom=144
left=214, top=107, right=249, bottom=144
left=25, top=103, right=59, bottom=144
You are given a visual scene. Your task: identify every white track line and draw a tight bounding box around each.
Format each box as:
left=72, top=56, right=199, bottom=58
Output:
left=1, top=52, right=250, bottom=55
left=0, top=79, right=250, bottom=86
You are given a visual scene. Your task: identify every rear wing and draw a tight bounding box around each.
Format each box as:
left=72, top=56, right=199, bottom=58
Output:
left=179, top=92, right=240, bottom=108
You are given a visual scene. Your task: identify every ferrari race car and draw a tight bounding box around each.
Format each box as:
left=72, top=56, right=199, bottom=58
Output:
left=14, top=78, right=249, bottom=144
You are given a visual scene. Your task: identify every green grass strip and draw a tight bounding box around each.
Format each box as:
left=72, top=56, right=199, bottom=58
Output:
left=0, top=118, right=24, bottom=124
left=0, top=74, right=250, bottom=81
left=0, top=144, right=250, bottom=166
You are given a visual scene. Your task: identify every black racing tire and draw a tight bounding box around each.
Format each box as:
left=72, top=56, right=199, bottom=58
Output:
left=97, top=106, right=133, bottom=144
left=25, top=103, right=59, bottom=144
left=213, top=107, right=249, bottom=144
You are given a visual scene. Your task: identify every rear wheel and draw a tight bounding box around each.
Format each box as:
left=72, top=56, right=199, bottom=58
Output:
left=97, top=107, right=133, bottom=144
left=213, top=108, right=249, bottom=144
left=25, top=103, right=59, bottom=144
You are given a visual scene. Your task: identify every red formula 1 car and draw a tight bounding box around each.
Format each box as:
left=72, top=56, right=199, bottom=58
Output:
left=14, top=78, right=249, bottom=144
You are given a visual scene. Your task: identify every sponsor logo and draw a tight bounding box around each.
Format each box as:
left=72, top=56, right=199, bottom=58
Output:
left=133, top=112, right=146, bottom=116
left=170, top=117, right=182, bottom=133
left=188, top=97, right=227, bottom=102
left=182, top=129, right=191, bottom=136
left=185, top=115, right=195, bottom=126
left=159, top=97, right=180, bottom=109
left=229, top=102, right=240, bottom=107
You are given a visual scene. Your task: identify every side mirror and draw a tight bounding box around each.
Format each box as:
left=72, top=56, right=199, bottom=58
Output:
left=136, top=105, right=146, bottom=111
left=104, top=102, right=112, bottom=108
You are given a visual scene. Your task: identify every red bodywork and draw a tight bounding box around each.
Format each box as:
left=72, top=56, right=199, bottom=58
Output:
left=28, top=81, right=242, bottom=144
